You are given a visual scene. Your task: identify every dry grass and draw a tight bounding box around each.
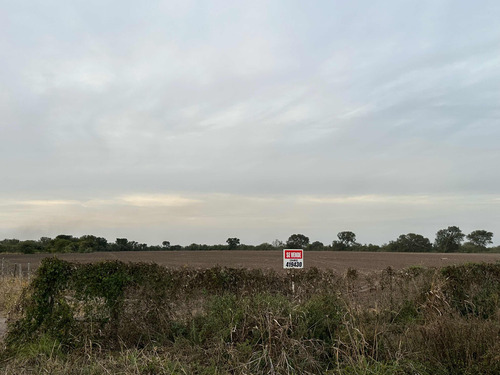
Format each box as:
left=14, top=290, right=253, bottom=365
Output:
left=0, top=276, right=27, bottom=315
left=1, top=261, right=500, bottom=374
left=0, top=347, right=195, bottom=375
left=0, top=276, right=28, bottom=355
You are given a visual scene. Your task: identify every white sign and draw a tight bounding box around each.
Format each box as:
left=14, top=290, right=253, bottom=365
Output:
left=283, top=249, right=304, bottom=269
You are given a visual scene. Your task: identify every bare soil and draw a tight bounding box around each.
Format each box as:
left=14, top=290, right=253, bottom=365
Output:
left=2, top=251, right=499, bottom=273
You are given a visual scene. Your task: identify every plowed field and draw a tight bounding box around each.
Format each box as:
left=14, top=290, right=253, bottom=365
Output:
left=2, top=251, right=500, bottom=273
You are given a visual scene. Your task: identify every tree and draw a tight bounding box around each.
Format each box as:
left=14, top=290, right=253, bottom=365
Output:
left=272, top=239, right=285, bottom=249
left=162, top=241, right=171, bottom=249
left=255, top=242, right=273, bottom=250
left=55, top=234, right=75, bottom=241
left=78, top=235, right=108, bottom=252
left=39, top=237, right=52, bottom=251
left=226, top=237, right=240, bottom=250
left=434, top=226, right=465, bottom=253
left=386, top=233, right=432, bottom=252
left=51, top=236, right=78, bottom=253
left=466, top=230, right=493, bottom=248
left=115, top=238, right=132, bottom=251
left=331, top=231, right=358, bottom=250
left=0, top=239, right=20, bottom=253
left=308, top=241, right=325, bottom=250
left=286, top=234, right=309, bottom=249
left=20, top=240, right=40, bottom=254
left=337, top=231, right=357, bottom=247
left=331, top=240, right=347, bottom=251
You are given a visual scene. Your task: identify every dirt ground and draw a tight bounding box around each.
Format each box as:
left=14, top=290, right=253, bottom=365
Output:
left=2, top=250, right=500, bottom=273
left=1, top=251, right=499, bottom=344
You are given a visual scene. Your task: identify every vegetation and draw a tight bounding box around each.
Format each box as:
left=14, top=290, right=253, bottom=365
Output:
left=466, top=230, right=494, bottom=248
left=1, top=259, right=500, bottom=374
left=332, top=231, right=359, bottom=250
left=285, top=233, right=310, bottom=249
left=226, top=237, right=241, bottom=250
left=0, top=227, right=497, bottom=254
left=434, top=226, right=466, bottom=253
left=384, top=233, right=433, bottom=252
left=0, top=277, right=27, bottom=315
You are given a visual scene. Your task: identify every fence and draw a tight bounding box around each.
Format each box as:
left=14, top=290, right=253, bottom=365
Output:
left=0, top=258, right=32, bottom=280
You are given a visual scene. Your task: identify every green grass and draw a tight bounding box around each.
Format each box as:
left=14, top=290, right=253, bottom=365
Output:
left=1, top=260, right=500, bottom=374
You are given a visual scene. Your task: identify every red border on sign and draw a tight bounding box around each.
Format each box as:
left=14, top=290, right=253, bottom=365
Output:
left=284, top=250, right=303, bottom=259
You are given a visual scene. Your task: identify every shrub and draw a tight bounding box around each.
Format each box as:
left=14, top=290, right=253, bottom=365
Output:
left=441, top=263, right=500, bottom=318
left=4, top=259, right=500, bottom=374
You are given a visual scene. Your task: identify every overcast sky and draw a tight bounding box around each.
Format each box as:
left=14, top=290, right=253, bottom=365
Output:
left=1, top=0, right=499, bottom=246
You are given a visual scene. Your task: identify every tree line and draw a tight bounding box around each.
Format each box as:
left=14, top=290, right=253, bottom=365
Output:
left=0, top=226, right=496, bottom=254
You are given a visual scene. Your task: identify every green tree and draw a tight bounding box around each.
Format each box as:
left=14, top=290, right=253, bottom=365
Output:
left=286, top=234, right=309, bottom=249
left=162, top=240, right=171, bottom=249
left=115, top=238, right=132, bottom=251
left=254, top=242, right=272, bottom=250
left=226, top=237, right=240, bottom=250
left=308, top=241, right=325, bottom=250
left=272, top=239, right=285, bottom=249
left=387, top=233, right=432, bottom=252
left=20, top=240, right=41, bottom=254
left=39, top=237, right=52, bottom=251
left=337, top=231, right=357, bottom=247
left=434, top=226, right=465, bottom=253
left=0, top=239, right=20, bottom=253
left=331, top=231, right=358, bottom=250
left=78, top=235, right=108, bottom=252
left=330, top=240, right=347, bottom=251
left=466, top=230, right=493, bottom=248
left=51, top=235, right=78, bottom=253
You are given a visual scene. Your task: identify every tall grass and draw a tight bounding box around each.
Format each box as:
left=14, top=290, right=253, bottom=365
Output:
left=0, top=276, right=27, bottom=315
left=1, top=259, right=499, bottom=374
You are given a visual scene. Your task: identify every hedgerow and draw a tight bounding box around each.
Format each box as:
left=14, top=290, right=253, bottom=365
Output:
left=3, top=259, right=500, bottom=374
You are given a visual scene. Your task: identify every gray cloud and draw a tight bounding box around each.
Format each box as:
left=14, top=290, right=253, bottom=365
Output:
left=1, top=1, right=499, bottom=244
left=0, top=193, right=498, bottom=246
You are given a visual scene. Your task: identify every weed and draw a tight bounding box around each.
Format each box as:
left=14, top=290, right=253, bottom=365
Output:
left=2, top=259, right=500, bottom=374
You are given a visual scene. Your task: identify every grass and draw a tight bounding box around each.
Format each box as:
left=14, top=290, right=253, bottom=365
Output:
left=0, top=276, right=27, bottom=314
left=1, top=260, right=500, bottom=374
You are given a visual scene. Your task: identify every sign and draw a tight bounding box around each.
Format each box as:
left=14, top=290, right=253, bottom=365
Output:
left=283, top=249, right=304, bottom=269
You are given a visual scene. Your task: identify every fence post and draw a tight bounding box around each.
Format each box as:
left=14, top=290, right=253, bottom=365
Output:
left=19, top=263, right=22, bottom=279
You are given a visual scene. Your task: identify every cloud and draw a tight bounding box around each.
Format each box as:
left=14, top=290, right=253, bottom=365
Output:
left=10, top=199, right=81, bottom=207
left=1, top=1, right=499, bottom=244
left=0, top=193, right=498, bottom=245
left=116, top=194, right=201, bottom=207
left=299, top=195, right=434, bottom=205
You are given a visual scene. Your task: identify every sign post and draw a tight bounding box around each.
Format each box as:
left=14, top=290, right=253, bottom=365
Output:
left=283, top=249, right=303, bottom=295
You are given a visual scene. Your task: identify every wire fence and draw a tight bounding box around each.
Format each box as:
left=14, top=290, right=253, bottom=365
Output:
left=0, top=258, right=32, bottom=280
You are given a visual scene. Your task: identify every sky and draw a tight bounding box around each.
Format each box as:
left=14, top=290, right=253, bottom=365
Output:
left=1, top=0, right=500, bottom=246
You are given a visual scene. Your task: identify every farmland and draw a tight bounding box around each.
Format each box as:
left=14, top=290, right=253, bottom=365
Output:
left=2, top=250, right=500, bottom=274
left=2, top=253, right=500, bottom=374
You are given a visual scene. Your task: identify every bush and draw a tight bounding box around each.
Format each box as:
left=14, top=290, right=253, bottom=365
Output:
left=4, top=259, right=500, bottom=374
left=441, top=263, right=500, bottom=318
